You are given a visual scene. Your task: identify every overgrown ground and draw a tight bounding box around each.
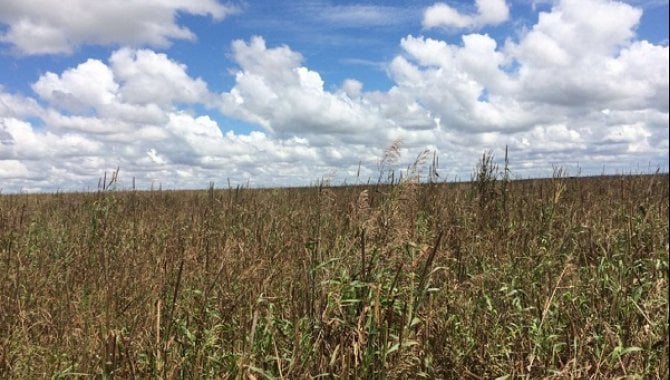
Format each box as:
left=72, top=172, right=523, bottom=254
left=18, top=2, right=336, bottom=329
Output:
left=0, top=162, right=668, bottom=378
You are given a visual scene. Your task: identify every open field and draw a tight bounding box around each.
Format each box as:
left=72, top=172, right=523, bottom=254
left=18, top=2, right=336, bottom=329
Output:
left=0, top=167, right=668, bottom=378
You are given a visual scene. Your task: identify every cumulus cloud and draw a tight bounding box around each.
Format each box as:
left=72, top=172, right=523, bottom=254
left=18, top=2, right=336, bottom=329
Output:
left=0, top=89, right=43, bottom=118
left=0, top=0, right=667, bottom=192
left=110, top=48, right=212, bottom=107
left=0, top=117, right=103, bottom=161
left=220, top=36, right=386, bottom=136
left=32, top=59, right=119, bottom=113
left=385, top=0, right=668, bottom=139
left=0, top=159, right=32, bottom=180
left=341, top=79, right=363, bottom=98
left=1, top=47, right=230, bottom=190
left=0, top=44, right=382, bottom=191
left=423, top=0, right=510, bottom=30
left=32, top=48, right=212, bottom=129
left=504, top=0, right=667, bottom=111
left=386, top=34, right=537, bottom=132
left=0, top=0, right=238, bottom=55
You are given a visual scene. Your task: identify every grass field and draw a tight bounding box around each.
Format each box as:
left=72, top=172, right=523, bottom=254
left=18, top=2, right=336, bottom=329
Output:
left=0, top=158, right=668, bottom=378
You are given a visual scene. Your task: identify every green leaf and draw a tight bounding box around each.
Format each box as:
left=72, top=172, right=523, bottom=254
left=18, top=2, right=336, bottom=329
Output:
left=340, top=298, right=362, bottom=305
left=611, top=346, right=642, bottom=362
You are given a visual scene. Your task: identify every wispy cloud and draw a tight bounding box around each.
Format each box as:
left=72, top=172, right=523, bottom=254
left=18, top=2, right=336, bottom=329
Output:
left=312, top=4, right=418, bottom=27
left=339, top=58, right=388, bottom=71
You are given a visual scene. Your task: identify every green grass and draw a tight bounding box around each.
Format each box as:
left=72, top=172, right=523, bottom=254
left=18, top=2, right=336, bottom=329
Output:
left=0, top=163, right=667, bottom=378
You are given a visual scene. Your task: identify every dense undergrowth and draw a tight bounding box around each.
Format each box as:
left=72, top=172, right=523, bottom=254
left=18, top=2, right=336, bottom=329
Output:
left=0, top=158, right=668, bottom=378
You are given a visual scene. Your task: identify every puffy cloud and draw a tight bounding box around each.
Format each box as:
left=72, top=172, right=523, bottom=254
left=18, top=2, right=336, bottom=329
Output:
left=0, top=0, right=667, bottom=192
left=32, top=48, right=212, bottom=133
left=110, top=48, right=211, bottom=107
left=0, top=160, right=32, bottom=180
left=32, top=59, right=119, bottom=112
left=0, top=47, right=234, bottom=191
left=504, top=0, right=667, bottom=111
left=341, top=79, right=363, bottom=98
left=385, top=0, right=668, bottom=137
left=0, top=117, right=103, bottom=161
left=0, top=90, right=43, bottom=118
left=476, top=0, right=510, bottom=25
left=0, top=0, right=237, bottom=55
left=220, top=36, right=386, bottom=136
left=424, top=3, right=475, bottom=29
left=0, top=41, right=383, bottom=191
left=33, top=48, right=212, bottom=112
left=423, top=0, right=510, bottom=30
left=386, top=34, right=537, bottom=132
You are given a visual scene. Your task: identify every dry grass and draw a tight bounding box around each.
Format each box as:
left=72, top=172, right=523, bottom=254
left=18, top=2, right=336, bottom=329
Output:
left=0, top=157, right=668, bottom=378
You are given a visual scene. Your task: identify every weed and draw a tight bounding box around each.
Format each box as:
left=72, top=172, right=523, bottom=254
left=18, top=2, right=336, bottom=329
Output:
left=0, top=156, right=667, bottom=378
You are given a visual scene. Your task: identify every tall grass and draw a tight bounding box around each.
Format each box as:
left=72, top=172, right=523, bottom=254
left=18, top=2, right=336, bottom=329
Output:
left=0, top=157, right=667, bottom=378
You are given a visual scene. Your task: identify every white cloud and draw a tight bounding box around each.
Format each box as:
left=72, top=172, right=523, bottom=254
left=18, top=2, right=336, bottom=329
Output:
left=0, top=42, right=383, bottom=191
left=341, top=79, right=363, bottom=98
left=504, top=0, right=667, bottom=111
left=385, top=0, right=668, bottom=137
left=507, top=0, right=641, bottom=60
left=147, top=148, right=167, bottom=165
left=0, top=0, right=237, bottom=55
left=0, top=89, right=43, bottom=118
left=477, top=0, right=511, bottom=25
left=0, top=0, right=667, bottom=192
left=32, top=59, right=119, bottom=112
left=0, top=117, right=103, bottom=161
left=220, top=36, right=386, bottom=136
left=386, top=34, right=536, bottom=132
left=110, top=48, right=211, bottom=107
left=423, top=0, right=510, bottom=30
left=0, top=159, right=32, bottom=179
left=32, top=48, right=212, bottom=131
left=424, top=3, right=474, bottom=29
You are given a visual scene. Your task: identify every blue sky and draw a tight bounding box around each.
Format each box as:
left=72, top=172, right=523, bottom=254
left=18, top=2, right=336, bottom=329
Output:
left=0, top=0, right=668, bottom=192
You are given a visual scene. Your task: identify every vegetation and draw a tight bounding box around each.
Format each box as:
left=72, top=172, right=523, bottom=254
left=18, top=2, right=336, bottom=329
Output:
left=0, top=154, right=668, bottom=378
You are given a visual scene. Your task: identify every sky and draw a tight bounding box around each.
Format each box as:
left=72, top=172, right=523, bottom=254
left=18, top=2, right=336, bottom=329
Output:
left=0, top=0, right=668, bottom=192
